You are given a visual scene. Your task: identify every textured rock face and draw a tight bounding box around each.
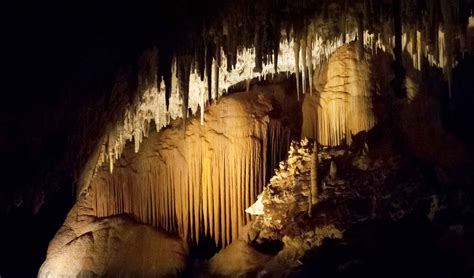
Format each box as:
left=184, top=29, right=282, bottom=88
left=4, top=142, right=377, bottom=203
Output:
left=302, top=43, right=375, bottom=146
left=239, top=134, right=468, bottom=276
left=39, top=85, right=298, bottom=276
left=38, top=194, right=188, bottom=277
left=257, top=139, right=315, bottom=238
left=90, top=89, right=294, bottom=245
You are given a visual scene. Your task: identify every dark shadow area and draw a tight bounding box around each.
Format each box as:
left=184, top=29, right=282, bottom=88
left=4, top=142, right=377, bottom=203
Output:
left=448, top=53, right=474, bottom=149
left=299, top=213, right=474, bottom=278
left=251, top=238, right=284, bottom=255
left=0, top=187, right=74, bottom=277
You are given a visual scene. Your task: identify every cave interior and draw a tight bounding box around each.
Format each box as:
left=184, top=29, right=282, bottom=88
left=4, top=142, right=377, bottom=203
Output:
left=1, top=0, right=474, bottom=277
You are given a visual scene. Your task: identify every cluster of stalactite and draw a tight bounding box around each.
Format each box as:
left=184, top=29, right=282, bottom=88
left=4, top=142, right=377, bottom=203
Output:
left=85, top=0, right=474, bottom=245
left=93, top=94, right=291, bottom=245
left=93, top=1, right=474, bottom=176
left=68, top=0, right=474, bottom=259
left=96, top=32, right=357, bottom=174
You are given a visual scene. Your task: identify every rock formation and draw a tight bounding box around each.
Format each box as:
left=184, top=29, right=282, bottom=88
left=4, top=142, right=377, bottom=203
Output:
left=38, top=188, right=188, bottom=277
left=302, top=42, right=375, bottom=146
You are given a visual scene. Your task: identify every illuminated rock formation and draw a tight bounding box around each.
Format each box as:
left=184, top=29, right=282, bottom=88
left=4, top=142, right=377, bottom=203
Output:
left=302, top=43, right=375, bottom=146
left=3, top=1, right=474, bottom=277
left=251, top=139, right=317, bottom=239
left=97, top=33, right=356, bottom=177
left=97, top=5, right=474, bottom=175
left=38, top=192, right=188, bottom=277
left=86, top=89, right=295, bottom=247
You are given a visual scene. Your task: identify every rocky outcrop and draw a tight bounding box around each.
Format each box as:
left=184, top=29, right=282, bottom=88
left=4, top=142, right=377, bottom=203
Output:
left=237, top=135, right=457, bottom=276
left=253, top=139, right=315, bottom=239
left=38, top=193, right=188, bottom=277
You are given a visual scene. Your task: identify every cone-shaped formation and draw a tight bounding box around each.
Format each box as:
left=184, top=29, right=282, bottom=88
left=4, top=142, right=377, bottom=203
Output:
left=92, top=93, right=290, bottom=245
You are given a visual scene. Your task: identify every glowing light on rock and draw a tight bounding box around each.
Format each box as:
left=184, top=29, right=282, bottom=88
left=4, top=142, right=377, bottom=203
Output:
left=97, top=30, right=360, bottom=175
left=302, top=43, right=375, bottom=146
left=93, top=93, right=291, bottom=245
left=82, top=4, right=473, bottom=247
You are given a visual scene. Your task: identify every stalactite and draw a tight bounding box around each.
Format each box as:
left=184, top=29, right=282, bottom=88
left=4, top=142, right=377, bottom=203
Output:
left=178, top=55, right=191, bottom=132
left=92, top=5, right=473, bottom=239
left=357, top=12, right=365, bottom=60
left=440, top=0, right=457, bottom=99
left=294, top=37, right=301, bottom=101
left=274, top=25, right=281, bottom=73
left=254, top=21, right=263, bottom=73
left=163, top=59, right=172, bottom=111
left=205, top=43, right=213, bottom=104
left=301, top=35, right=308, bottom=96
left=416, top=30, right=422, bottom=71
left=93, top=94, right=291, bottom=246
left=392, top=0, right=405, bottom=99
left=98, top=21, right=362, bottom=175
left=307, top=32, right=314, bottom=96
left=213, top=47, right=220, bottom=101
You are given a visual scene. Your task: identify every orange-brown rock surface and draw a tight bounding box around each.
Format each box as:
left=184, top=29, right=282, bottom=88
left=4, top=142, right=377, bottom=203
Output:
left=302, top=42, right=375, bottom=146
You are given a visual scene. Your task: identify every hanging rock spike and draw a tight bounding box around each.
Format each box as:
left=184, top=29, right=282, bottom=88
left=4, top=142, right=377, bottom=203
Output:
left=301, top=34, right=307, bottom=96
left=294, top=36, right=301, bottom=101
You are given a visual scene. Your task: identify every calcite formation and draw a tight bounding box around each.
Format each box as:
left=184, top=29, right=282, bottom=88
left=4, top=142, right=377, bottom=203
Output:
left=98, top=32, right=357, bottom=176
left=95, top=1, right=473, bottom=176
left=302, top=42, right=375, bottom=146
left=91, top=90, right=294, bottom=246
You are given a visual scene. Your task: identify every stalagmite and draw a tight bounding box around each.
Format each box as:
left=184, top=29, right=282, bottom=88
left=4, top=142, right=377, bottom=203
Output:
left=309, top=140, right=318, bottom=216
